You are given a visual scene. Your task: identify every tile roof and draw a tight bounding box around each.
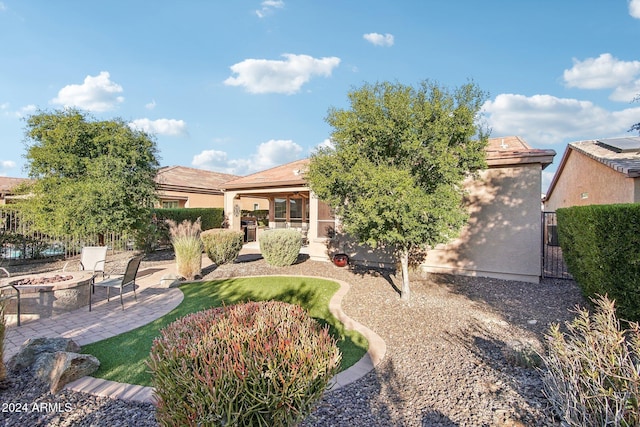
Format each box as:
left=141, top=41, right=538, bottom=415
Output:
left=221, top=159, right=309, bottom=190
left=155, top=166, right=240, bottom=194
left=0, top=177, right=32, bottom=194
left=569, top=138, right=640, bottom=178
left=222, top=137, right=553, bottom=190
left=485, top=136, right=555, bottom=168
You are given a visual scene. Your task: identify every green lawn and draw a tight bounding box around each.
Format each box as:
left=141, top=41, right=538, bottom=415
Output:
left=82, top=276, right=369, bottom=386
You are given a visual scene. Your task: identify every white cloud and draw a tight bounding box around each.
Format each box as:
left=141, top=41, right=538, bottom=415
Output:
left=129, top=118, right=187, bottom=136
left=224, top=53, right=340, bottom=94
left=0, top=160, right=17, bottom=177
left=482, top=93, right=640, bottom=145
left=563, top=53, right=640, bottom=102
left=51, top=71, right=124, bottom=112
left=363, top=32, right=394, bottom=47
left=192, top=139, right=303, bottom=175
left=630, top=0, right=640, bottom=18
left=255, top=0, right=284, bottom=18
left=1, top=103, right=36, bottom=118
left=145, top=100, right=156, bottom=110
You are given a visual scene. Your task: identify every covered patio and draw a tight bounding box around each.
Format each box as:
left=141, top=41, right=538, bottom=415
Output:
left=221, top=159, right=336, bottom=261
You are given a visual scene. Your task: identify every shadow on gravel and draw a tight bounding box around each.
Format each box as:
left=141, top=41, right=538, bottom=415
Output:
left=429, top=273, right=588, bottom=338
left=445, top=320, right=555, bottom=425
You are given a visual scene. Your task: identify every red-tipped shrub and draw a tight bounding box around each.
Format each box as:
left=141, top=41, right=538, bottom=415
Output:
left=148, top=301, right=341, bottom=427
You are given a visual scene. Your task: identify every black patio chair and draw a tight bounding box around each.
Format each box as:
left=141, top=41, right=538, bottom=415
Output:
left=91, top=255, right=143, bottom=310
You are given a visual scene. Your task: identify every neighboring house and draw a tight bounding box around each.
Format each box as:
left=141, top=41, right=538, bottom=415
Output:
left=543, top=137, right=640, bottom=211
left=0, top=177, right=32, bottom=205
left=222, top=136, right=555, bottom=284
left=155, top=166, right=267, bottom=211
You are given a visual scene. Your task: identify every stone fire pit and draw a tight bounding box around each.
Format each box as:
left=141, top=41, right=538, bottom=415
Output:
left=2, top=271, right=94, bottom=324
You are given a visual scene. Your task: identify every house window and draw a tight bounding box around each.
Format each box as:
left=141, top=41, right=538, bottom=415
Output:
left=274, top=198, right=287, bottom=226
left=316, top=201, right=335, bottom=238
left=161, top=200, right=179, bottom=209
left=253, top=203, right=259, bottom=211
left=289, top=198, right=303, bottom=228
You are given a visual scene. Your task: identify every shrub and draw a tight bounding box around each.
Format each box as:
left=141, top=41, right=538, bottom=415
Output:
left=148, top=301, right=341, bottom=427
left=167, top=218, right=203, bottom=280
left=259, top=229, right=302, bottom=266
left=556, top=204, right=640, bottom=321
left=540, top=295, right=640, bottom=427
left=200, top=229, right=244, bottom=266
left=154, top=208, right=225, bottom=231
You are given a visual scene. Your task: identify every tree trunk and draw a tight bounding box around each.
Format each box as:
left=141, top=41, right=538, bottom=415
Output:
left=399, top=248, right=411, bottom=301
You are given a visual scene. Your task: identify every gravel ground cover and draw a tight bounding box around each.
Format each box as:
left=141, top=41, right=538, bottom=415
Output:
left=1, top=250, right=587, bottom=426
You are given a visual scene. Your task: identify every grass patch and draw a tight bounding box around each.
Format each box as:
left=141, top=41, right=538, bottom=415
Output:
left=83, top=276, right=369, bottom=386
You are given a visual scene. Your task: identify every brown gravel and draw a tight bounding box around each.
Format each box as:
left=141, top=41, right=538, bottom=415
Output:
left=1, top=250, right=588, bottom=426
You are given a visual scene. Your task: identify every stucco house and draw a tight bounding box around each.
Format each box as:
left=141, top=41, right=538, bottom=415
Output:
left=223, top=136, right=555, bottom=284
left=155, top=165, right=268, bottom=210
left=543, top=137, right=640, bottom=211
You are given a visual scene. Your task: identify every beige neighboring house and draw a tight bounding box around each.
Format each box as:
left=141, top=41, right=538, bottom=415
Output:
left=543, top=137, right=640, bottom=211
left=155, top=166, right=268, bottom=211
left=0, top=177, right=32, bottom=205
left=223, top=136, right=555, bottom=284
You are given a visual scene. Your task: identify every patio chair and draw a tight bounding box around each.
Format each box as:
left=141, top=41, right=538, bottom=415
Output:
left=91, top=254, right=143, bottom=311
left=0, top=267, right=21, bottom=326
left=64, top=246, right=108, bottom=280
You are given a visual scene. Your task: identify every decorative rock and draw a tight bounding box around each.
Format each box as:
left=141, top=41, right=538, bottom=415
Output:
left=9, top=337, right=81, bottom=371
left=159, top=273, right=180, bottom=288
left=33, top=351, right=100, bottom=393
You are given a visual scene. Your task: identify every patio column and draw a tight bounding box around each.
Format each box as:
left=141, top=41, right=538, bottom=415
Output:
left=223, top=190, right=242, bottom=231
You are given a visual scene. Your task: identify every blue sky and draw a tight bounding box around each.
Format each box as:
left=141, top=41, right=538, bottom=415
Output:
left=1, top=1, right=640, bottom=192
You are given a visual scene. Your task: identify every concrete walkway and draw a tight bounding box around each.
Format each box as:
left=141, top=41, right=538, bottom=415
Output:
left=3, top=249, right=386, bottom=404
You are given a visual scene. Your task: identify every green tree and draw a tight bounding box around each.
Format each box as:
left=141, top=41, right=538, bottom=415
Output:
left=307, top=80, right=489, bottom=300
left=18, top=109, right=160, bottom=241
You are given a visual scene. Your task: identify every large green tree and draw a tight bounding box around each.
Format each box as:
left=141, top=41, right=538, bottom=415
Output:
left=307, top=80, right=489, bottom=300
left=18, top=109, right=160, bottom=241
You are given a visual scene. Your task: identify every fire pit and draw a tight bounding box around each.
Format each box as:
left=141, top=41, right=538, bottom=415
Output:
left=1, top=271, right=94, bottom=325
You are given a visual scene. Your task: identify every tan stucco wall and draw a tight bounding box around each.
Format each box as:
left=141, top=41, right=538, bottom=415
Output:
left=157, top=190, right=224, bottom=208
left=544, top=150, right=636, bottom=211
left=225, top=165, right=545, bottom=283
left=420, top=164, right=543, bottom=283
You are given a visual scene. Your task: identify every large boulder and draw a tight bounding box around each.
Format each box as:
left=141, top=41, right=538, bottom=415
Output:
left=9, top=337, right=81, bottom=371
left=33, top=351, right=100, bottom=393
left=8, top=337, right=100, bottom=393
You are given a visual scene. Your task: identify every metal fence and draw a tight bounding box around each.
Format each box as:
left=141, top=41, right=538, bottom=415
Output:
left=0, top=208, right=133, bottom=263
left=542, top=211, right=573, bottom=280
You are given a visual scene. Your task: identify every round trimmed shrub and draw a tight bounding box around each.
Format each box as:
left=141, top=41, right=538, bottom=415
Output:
left=148, top=301, right=341, bottom=427
left=259, top=229, right=302, bottom=266
left=201, top=229, right=244, bottom=266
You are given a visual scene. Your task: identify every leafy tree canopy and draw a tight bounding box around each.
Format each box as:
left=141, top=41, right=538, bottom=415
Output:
left=307, top=80, right=489, bottom=300
left=18, top=109, right=160, bottom=238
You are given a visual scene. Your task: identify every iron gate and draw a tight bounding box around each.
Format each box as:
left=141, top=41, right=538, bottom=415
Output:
left=542, top=211, right=572, bottom=279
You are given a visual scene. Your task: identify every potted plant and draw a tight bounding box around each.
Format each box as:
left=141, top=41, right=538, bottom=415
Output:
left=332, top=253, right=349, bottom=267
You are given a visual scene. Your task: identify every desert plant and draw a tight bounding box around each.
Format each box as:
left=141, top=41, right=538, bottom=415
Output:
left=540, top=295, right=640, bottom=427
left=166, top=218, right=203, bottom=280
left=259, top=229, right=302, bottom=266
left=200, top=229, right=244, bottom=266
left=148, top=300, right=341, bottom=427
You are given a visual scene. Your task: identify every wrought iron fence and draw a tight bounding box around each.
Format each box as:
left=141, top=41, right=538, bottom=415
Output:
left=0, top=208, right=133, bottom=263
left=542, top=211, right=573, bottom=280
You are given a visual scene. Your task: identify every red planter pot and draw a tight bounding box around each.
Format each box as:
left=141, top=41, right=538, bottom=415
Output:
left=332, top=253, right=349, bottom=267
